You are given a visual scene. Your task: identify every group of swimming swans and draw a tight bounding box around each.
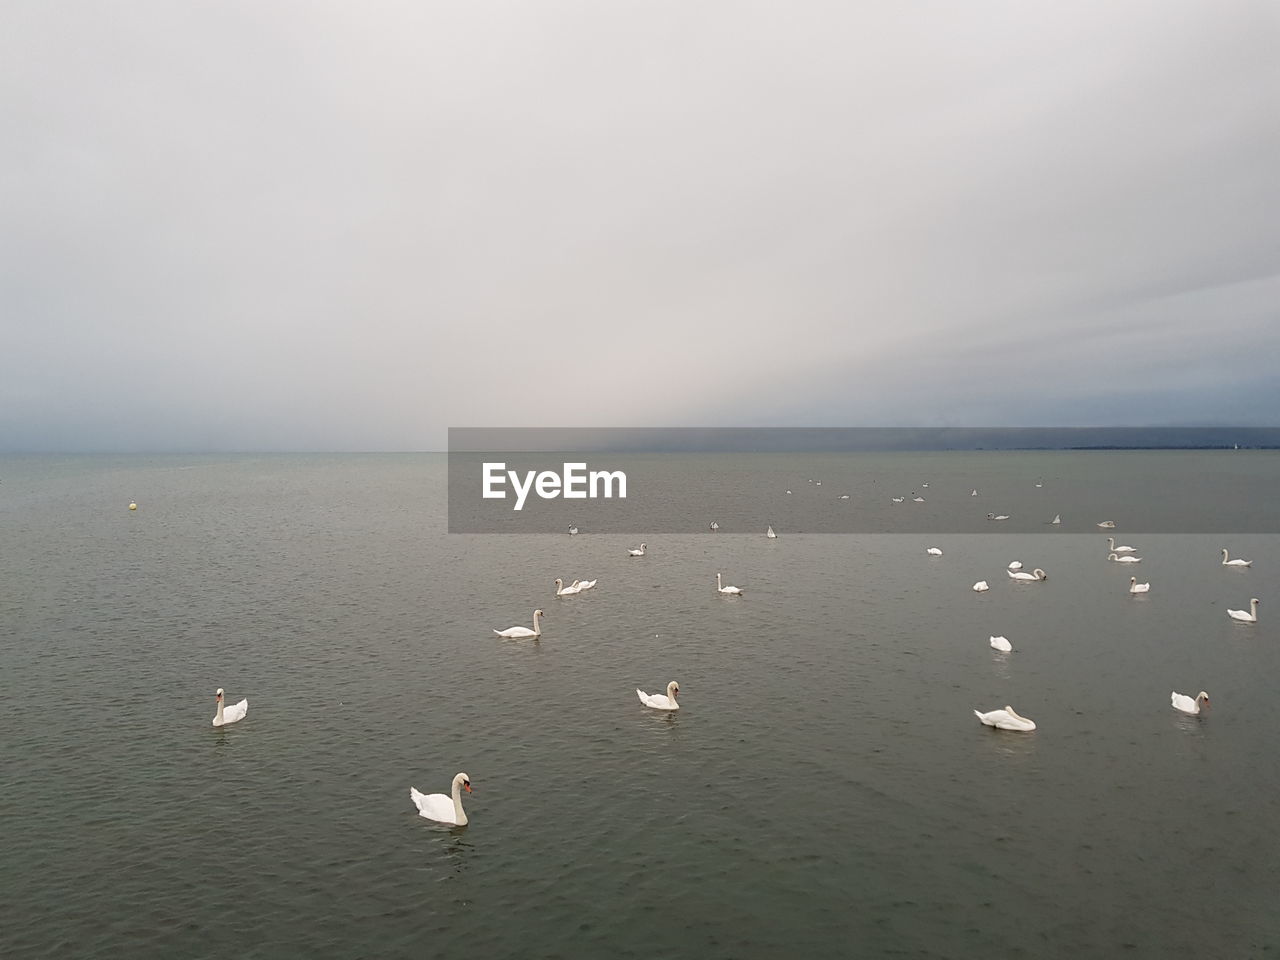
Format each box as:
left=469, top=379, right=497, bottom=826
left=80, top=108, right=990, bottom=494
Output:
left=554, top=577, right=597, bottom=596
left=1120, top=546, right=1255, bottom=609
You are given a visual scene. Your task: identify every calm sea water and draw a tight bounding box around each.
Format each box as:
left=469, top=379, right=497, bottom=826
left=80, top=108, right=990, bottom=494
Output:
left=2, top=453, right=1277, bottom=959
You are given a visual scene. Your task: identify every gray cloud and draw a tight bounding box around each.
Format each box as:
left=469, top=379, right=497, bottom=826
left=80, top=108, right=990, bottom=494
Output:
left=2, top=1, right=1277, bottom=450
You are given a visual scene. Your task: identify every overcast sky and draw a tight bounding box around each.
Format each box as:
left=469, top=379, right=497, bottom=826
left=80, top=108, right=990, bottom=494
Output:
left=2, top=1, right=1277, bottom=451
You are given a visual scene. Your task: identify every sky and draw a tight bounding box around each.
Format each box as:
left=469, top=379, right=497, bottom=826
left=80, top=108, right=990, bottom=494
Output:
left=2, top=1, right=1278, bottom=451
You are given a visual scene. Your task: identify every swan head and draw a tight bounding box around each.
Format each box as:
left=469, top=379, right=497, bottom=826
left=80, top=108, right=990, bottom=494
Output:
left=1130, top=576, right=1137, bottom=584
left=554, top=578, right=564, bottom=587
left=1196, top=692, right=1210, bottom=706
left=640, top=543, right=647, bottom=549
left=215, top=688, right=223, bottom=701
left=1034, top=569, right=1047, bottom=580
left=533, top=608, right=545, bottom=618
left=666, top=681, right=679, bottom=700
left=453, top=772, right=472, bottom=794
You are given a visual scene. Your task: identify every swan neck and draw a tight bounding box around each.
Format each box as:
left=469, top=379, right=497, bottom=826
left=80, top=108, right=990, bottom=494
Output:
left=451, top=780, right=468, bottom=824
left=215, top=700, right=224, bottom=723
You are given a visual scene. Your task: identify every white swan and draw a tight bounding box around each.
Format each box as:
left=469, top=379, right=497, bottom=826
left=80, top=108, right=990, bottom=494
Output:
left=1221, top=548, right=1252, bottom=567
left=1128, top=577, right=1150, bottom=594
left=1097, top=520, right=1116, bottom=528
left=912, top=496, right=925, bottom=503
left=1107, top=537, right=1137, bottom=554
left=554, top=578, right=582, bottom=596
left=628, top=543, right=647, bottom=557
left=568, top=525, right=578, bottom=536
left=494, top=609, right=544, bottom=638
left=716, top=572, right=743, bottom=595
left=1171, top=691, right=1209, bottom=715
left=921, top=483, right=929, bottom=488
left=709, top=521, right=720, bottom=531
left=974, top=706, right=1036, bottom=731
left=1108, top=553, right=1142, bottom=563
left=971, top=489, right=978, bottom=496
left=1007, top=561, right=1022, bottom=570
left=212, top=688, right=248, bottom=727
left=926, top=547, right=943, bottom=556
left=989, top=635, right=1012, bottom=652
left=892, top=497, right=905, bottom=503
left=766, top=525, right=777, bottom=539
left=1008, top=568, right=1047, bottom=581
left=576, top=578, right=598, bottom=590
left=973, top=580, right=990, bottom=592
left=987, top=513, right=1010, bottom=521
left=637, top=681, right=679, bottom=710
left=1227, top=598, right=1260, bottom=623
left=410, top=773, right=472, bottom=826
left=838, top=494, right=850, bottom=500
left=1051, top=514, right=1061, bottom=525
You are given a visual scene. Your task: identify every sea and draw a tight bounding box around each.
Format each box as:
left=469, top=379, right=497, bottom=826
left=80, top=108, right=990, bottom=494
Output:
left=1, top=453, right=1277, bottom=959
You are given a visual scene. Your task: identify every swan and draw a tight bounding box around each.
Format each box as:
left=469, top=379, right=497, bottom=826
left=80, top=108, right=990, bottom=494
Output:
left=989, top=635, right=1012, bottom=652
left=1035, top=480, right=1043, bottom=488
left=212, top=688, right=248, bottom=727
left=892, top=497, right=905, bottom=503
left=628, top=543, right=647, bottom=557
left=1227, top=598, right=1260, bottom=623
left=921, top=483, right=929, bottom=488
left=838, top=494, right=850, bottom=500
left=554, top=578, right=582, bottom=596
left=1051, top=514, right=1061, bottom=525
left=410, top=773, right=472, bottom=826
left=1097, top=520, right=1116, bottom=528
left=1128, top=577, right=1150, bottom=594
left=637, top=681, right=679, bottom=710
left=568, top=525, right=578, bottom=536
left=1171, top=691, right=1209, bottom=716
left=987, top=513, right=1010, bottom=521
left=709, top=521, right=720, bottom=531
left=786, top=490, right=792, bottom=495
left=766, top=525, right=777, bottom=539
left=1108, top=553, right=1142, bottom=563
left=926, top=547, right=943, bottom=556
left=1007, top=561, right=1023, bottom=570
left=974, top=706, right=1036, bottom=731
left=1008, top=568, right=1047, bottom=581
left=971, top=489, right=978, bottom=496
left=1107, top=537, right=1137, bottom=554
left=494, top=609, right=544, bottom=638
left=576, top=578, right=598, bottom=590
left=973, top=580, right=990, bottom=592
left=1221, top=548, right=1252, bottom=567
left=912, top=496, right=925, bottom=503
left=716, top=573, right=743, bottom=595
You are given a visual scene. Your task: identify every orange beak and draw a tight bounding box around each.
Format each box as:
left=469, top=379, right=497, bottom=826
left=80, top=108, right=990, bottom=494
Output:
left=463, top=782, right=472, bottom=793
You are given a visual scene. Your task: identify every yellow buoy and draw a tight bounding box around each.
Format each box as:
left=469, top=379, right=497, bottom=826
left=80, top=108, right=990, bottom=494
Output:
left=129, top=502, right=137, bottom=510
